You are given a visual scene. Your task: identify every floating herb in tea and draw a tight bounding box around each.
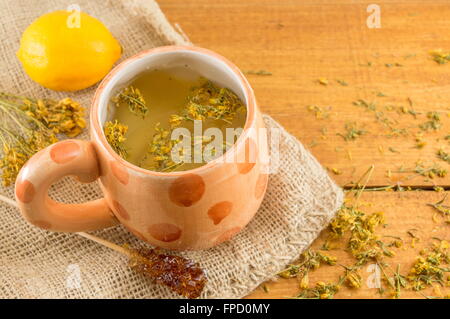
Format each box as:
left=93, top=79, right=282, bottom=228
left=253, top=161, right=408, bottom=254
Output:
left=0, top=93, right=85, bottom=186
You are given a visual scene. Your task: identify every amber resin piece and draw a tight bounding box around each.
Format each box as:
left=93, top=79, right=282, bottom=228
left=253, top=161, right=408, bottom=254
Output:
left=128, top=247, right=207, bottom=299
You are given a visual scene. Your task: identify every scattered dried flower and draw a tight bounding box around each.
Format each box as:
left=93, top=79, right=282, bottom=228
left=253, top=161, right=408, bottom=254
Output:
left=113, top=86, right=148, bottom=118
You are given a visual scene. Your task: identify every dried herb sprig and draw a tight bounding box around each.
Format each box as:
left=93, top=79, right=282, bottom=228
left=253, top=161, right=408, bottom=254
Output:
left=294, top=281, right=340, bottom=299
left=113, top=86, right=148, bottom=118
left=353, top=99, right=376, bottom=111
left=307, top=105, right=331, bottom=119
left=437, top=149, right=450, bottom=164
left=340, top=265, right=362, bottom=289
left=427, top=195, right=450, bottom=220
left=378, top=263, right=408, bottom=299
left=245, top=70, right=272, bottom=76
left=278, top=249, right=336, bottom=289
left=104, top=120, right=128, bottom=158
left=0, top=93, right=85, bottom=186
left=396, top=162, right=448, bottom=179
left=337, top=122, right=367, bottom=141
left=141, top=122, right=182, bottom=171
left=177, top=79, right=245, bottom=125
left=128, top=246, right=207, bottom=299
left=327, top=204, right=386, bottom=265
left=419, top=112, right=441, bottom=131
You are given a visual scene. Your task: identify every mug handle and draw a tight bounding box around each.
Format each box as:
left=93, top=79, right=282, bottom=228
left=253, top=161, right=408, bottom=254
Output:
left=15, top=139, right=119, bottom=232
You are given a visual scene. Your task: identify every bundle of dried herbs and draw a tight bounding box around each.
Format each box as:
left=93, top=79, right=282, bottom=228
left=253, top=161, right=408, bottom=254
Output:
left=419, top=112, right=441, bottom=131
left=0, top=92, right=85, bottom=186
left=128, top=246, right=207, bottom=298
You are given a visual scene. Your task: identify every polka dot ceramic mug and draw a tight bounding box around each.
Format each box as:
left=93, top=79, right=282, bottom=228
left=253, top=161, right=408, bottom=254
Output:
left=15, top=46, right=269, bottom=250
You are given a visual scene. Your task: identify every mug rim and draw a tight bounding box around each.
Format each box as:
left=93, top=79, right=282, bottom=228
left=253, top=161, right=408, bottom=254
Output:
left=91, top=45, right=257, bottom=177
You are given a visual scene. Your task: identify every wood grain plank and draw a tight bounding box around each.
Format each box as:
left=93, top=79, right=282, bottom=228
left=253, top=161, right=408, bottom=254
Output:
left=160, top=0, right=450, bottom=187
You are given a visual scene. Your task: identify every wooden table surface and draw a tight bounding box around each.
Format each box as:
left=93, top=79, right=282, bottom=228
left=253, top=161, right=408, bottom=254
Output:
left=159, top=0, right=450, bottom=299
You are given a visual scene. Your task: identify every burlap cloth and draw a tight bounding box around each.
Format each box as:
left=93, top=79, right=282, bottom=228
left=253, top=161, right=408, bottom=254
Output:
left=0, top=0, right=343, bottom=298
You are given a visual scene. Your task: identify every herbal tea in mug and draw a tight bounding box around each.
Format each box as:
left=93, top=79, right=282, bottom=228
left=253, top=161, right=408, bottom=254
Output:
left=104, top=67, right=247, bottom=172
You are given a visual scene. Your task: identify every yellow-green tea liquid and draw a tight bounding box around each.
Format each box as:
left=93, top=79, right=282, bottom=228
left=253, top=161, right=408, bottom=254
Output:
left=109, top=67, right=247, bottom=171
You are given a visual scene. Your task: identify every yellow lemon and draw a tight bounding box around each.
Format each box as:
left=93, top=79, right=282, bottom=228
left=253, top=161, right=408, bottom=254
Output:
left=17, top=10, right=121, bottom=91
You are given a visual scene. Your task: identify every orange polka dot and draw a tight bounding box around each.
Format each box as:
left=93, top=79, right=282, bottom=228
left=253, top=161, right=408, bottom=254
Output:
left=214, top=227, right=242, bottom=245
left=255, top=173, right=269, bottom=199
left=15, top=179, right=35, bottom=203
left=237, top=138, right=258, bottom=174
left=208, top=201, right=233, bottom=225
left=113, top=200, right=130, bottom=221
left=110, top=161, right=129, bottom=185
left=169, top=174, right=205, bottom=207
left=50, top=141, right=81, bottom=164
left=148, top=223, right=182, bottom=242
left=31, top=220, right=52, bottom=230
